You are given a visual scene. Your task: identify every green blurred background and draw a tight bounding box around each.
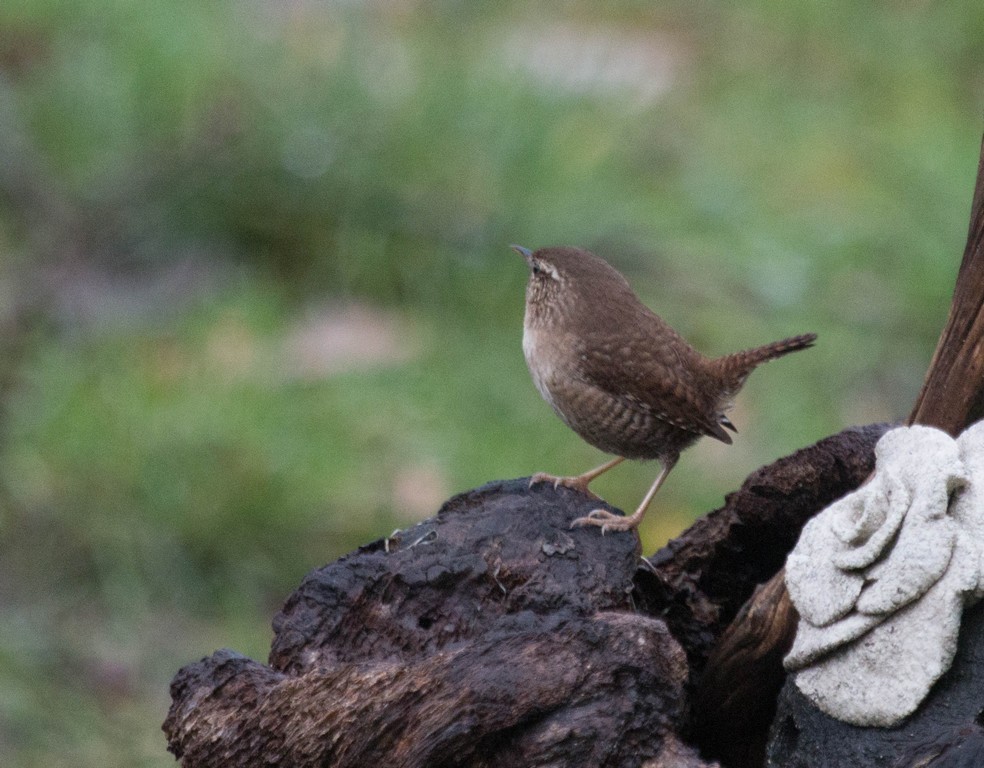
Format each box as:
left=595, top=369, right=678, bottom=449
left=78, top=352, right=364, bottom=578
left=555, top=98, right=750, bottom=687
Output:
left=0, top=1, right=981, bottom=764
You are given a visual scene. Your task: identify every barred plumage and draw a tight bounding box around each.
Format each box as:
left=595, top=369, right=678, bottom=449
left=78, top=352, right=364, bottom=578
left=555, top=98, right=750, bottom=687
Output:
left=515, top=244, right=816, bottom=533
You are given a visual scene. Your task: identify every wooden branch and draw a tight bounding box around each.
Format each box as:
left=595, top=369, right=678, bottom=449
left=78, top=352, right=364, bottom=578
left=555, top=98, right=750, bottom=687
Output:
left=690, top=569, right=796, bottom=768
left=909, top=135, right=984, bottom=433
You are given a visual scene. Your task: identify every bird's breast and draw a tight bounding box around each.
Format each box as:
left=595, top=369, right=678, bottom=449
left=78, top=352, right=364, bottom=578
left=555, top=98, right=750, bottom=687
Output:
left=523, top=323, right=556, bottom=406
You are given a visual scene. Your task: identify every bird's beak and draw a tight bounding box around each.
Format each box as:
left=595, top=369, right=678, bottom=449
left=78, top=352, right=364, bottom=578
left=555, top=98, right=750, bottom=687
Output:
left=510, top=244, right=534, bottom=266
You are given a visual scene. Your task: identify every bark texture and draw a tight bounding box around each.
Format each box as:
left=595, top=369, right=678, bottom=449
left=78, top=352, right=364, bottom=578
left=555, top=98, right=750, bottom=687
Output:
left=166, top=480, right=699, bottom=768
left=910, top=135, right=984, bottom=434
left=164, top=426, right=885, bottom=767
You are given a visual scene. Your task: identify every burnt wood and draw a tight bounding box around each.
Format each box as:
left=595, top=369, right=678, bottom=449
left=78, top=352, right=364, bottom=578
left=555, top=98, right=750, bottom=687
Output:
left=165, top=480, right=705, bottom=768
left=767, top=600, right=984, bottom=768
left=164, top=425, right=883, bottom=767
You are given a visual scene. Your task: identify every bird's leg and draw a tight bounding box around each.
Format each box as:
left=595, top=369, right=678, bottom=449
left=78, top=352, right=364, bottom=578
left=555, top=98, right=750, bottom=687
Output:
left=530, top=456, right=625, bottom=499
left=571, top=458, right=677, bottom=534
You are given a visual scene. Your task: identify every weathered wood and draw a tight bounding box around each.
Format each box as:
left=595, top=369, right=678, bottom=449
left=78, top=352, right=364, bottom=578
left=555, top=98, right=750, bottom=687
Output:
left=636, top=423, right=888, bottom=675
left=165, top=479, right=701, bottom=768
left=164, top=426, right=885, bottom=767
left=690, top=570, right=795, bottom=768
left=269, top=479, right=638, bottom=673
left=909, top=135, right=984, bottom=434
left=168, top=618, right=691, bottom=768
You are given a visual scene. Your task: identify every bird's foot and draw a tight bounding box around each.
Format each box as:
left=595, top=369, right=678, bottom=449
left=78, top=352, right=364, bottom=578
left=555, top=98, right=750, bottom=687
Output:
left=529, top=472, right=602, bottom=500
left=570, top=508, right=639, bottom=535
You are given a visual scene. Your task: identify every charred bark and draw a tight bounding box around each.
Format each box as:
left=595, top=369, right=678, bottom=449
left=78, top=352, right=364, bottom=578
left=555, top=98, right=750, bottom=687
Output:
left=164, top=424, right=884, bottom=767
left=766, top=601, right=984, bottom=768
left=165, top=480, right=700, bottom=768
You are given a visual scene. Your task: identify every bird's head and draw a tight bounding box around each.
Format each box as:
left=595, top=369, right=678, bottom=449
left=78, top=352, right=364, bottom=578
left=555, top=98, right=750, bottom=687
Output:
left=511, top=244, right=633, bottom=322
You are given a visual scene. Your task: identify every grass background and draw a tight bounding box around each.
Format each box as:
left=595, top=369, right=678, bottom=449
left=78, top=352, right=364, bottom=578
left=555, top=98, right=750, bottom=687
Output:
left=0, top=1, right=982, bottom=765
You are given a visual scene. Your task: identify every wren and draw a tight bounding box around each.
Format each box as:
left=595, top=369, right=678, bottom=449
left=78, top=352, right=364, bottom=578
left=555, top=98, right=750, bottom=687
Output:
left=513, top=244, right=816, bottom=534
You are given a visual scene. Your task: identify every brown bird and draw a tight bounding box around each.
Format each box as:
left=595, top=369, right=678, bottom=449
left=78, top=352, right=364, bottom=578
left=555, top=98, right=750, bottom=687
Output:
left=514, top=244, right=816, bottom=533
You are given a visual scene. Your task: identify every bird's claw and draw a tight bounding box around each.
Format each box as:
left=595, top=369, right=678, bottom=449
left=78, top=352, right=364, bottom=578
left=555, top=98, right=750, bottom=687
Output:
left=529, top=472, right=599, bottom=499
left=570, top=508, right=634, bottom=535
left=529, top=472, right=567, bottom=489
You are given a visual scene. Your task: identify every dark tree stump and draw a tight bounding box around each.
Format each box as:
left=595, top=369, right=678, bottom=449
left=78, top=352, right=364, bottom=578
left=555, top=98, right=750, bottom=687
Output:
left=164, top=480, right=710, bottom=768
left=164, top=426, right=885, bottom=767
left=269, top=480, right=640, bottom=672
left=766, top=601, right=984, bottom=768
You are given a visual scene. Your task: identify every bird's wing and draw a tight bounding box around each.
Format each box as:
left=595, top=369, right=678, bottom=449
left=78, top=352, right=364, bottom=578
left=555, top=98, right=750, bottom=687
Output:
left=575, top=319, right=732, bottom=443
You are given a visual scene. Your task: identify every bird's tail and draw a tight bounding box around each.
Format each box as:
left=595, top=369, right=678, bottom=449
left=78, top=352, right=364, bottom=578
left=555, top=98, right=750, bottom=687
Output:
left=712, top=333, right=817, bottom=394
